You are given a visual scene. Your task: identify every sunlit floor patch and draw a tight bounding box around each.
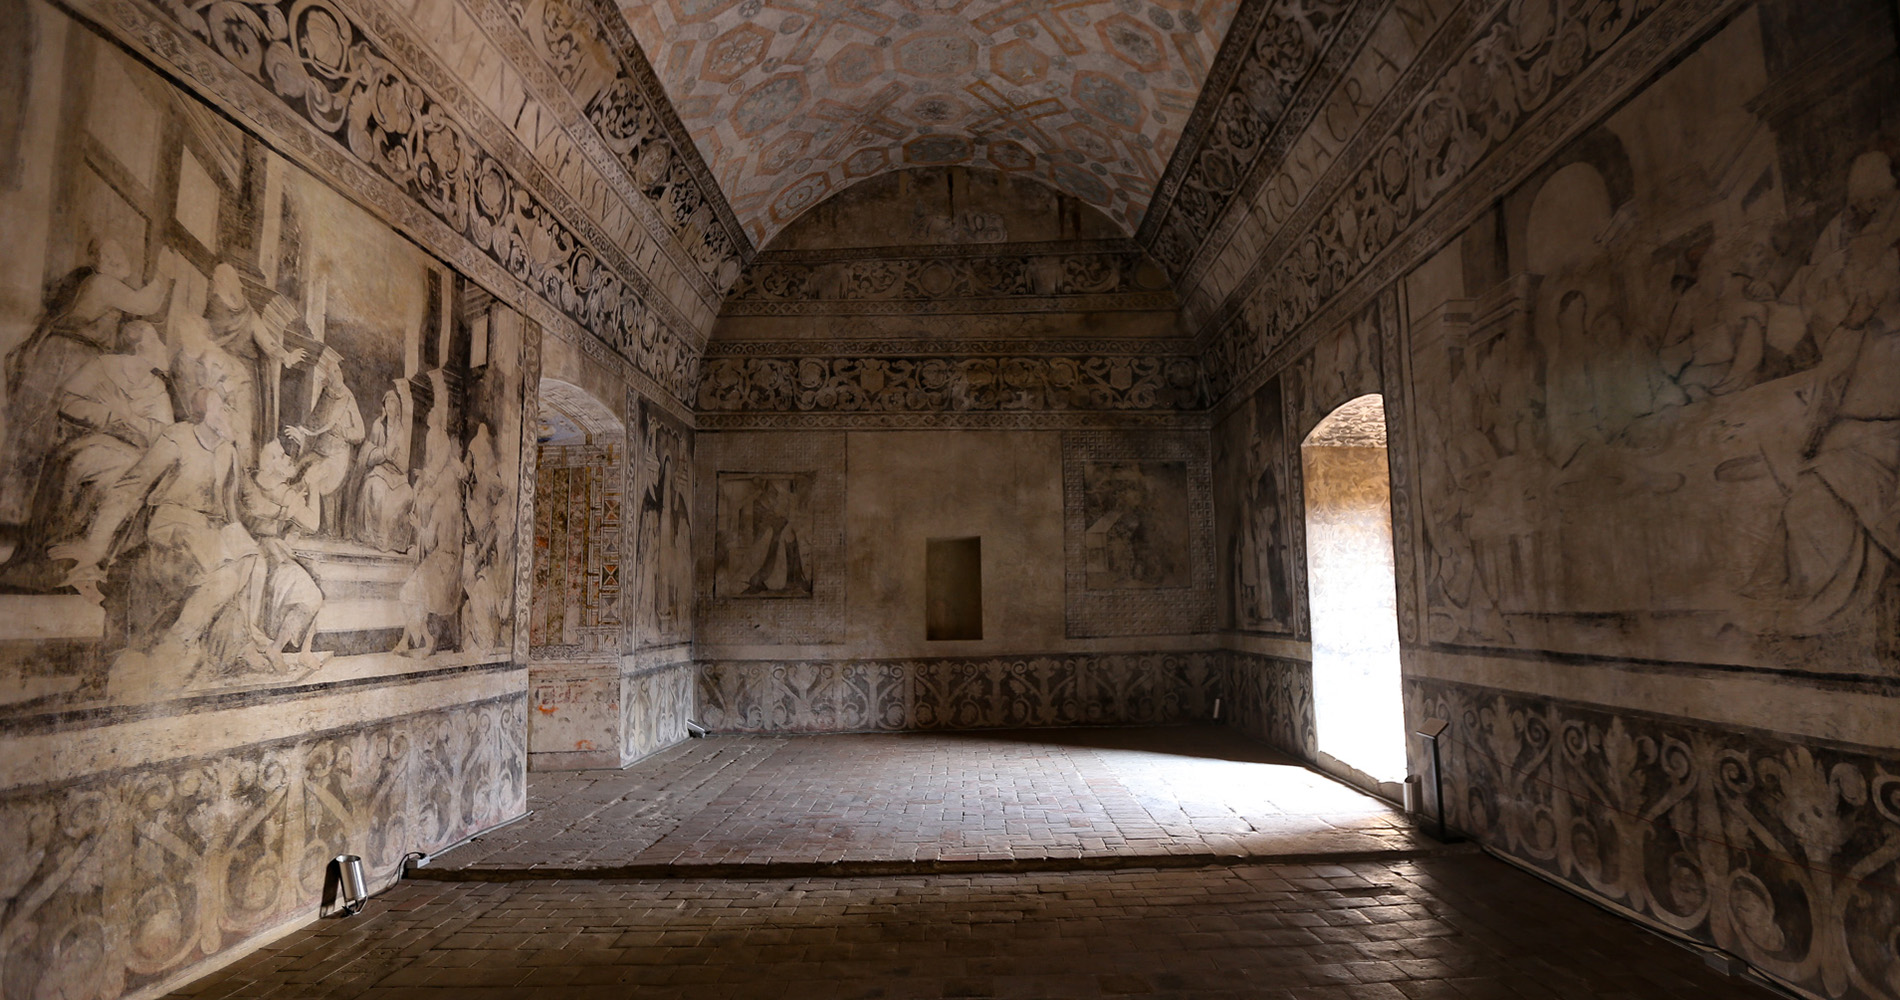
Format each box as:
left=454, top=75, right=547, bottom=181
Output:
left=435, top=727, right=1423, bottom=872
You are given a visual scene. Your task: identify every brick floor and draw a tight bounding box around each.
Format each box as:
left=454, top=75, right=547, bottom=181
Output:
left=165, top=729, right=1777, bottom=998
left=167, top=856, right=1774, bottom=999
left=439, top=728, right=1420, bottom=872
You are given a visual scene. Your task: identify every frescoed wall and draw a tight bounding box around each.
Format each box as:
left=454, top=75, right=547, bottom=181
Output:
left=694, top=167, right=1218, bottom=732
left=525, top=349, right=696, bottom=772
left=0, top=0, right=566, bottom=994
left=1190, top=3, right=1900, bottom=998
left=0, top=9, right=532, bottom=710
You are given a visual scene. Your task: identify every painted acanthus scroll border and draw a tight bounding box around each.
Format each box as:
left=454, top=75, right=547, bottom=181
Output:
left=71, top=0, right=702, bottom=405
left=1202, top=0, right=1739, bottom=407
left=1137, top=0, right=1377, bottom=281
left=722, top=248, right=1177, bottom=315
left=697, top=355, right=1208, bottom=415
left=1408, top=677, right=1900, bottom=1000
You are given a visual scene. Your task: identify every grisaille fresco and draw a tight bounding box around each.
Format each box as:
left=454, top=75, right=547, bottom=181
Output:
left=0, top=6, right=536, bottom=996
left=1080, top=461, right=1190, bottom=591
left=1410, top=677, right=1900, bottom=1000
left=1213, top=376, right=1294, bottom=634
left=1404, top=9, right=1900, bottom=678
left=1176, top=4, right=1900, bottom=999
left=0, top=20, right=529, bottom=712
left=630, top=392, right=692, bottom=646
left=714, top=472, right=815, bottom=600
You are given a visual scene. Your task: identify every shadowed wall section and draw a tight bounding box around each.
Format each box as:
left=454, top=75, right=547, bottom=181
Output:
left=0, top=0, right=708, bottom=989
left=693, top=168, right=1221, bottom=734
left=1189, top=2, right=1900, bottom=997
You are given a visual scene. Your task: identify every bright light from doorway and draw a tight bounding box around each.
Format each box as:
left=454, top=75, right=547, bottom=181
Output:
left=1303, top=395, right=1406, bottom=785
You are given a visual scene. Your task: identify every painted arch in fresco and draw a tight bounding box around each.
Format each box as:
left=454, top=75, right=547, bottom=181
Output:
left=1397, top=7, right=1900, bottom=678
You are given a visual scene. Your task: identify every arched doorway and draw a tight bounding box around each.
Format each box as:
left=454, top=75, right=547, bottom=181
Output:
left=1301, top=394, right=1405, bottom=793
left=527, top=377, right=630, bottom=769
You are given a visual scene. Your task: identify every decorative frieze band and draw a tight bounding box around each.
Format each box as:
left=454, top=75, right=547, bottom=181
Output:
left=722, top=248, right=1176, bottom=316
left=706, top=338, right=1202, bottom=359
left=412, top=0, right=743, bottom=312
left=82, top=0, right=703, bottom=403
left=564, top=0, right=751, bottom=262
left=694, top=411, right=1215, bottom=431
left=696, top=355, right=1208, bottom=417
left=1137, top=0, right=1370, bottom=278
left=1199, top=0, right=1736, bottom=404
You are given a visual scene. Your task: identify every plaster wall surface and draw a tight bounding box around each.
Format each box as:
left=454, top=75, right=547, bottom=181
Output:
left=1189, top=3, right=1900, bottom=998
left=0, top=0, right=699, bottom=990
left=694, top=169, right=1221, bottom=734
left=844, top=431, right=1067, bottom=657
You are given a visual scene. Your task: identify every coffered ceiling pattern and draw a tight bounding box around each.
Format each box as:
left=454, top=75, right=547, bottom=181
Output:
left=620, top=0, right=1242, bottom=244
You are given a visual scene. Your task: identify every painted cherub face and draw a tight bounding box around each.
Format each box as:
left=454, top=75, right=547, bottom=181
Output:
left=1847, top=151, right=1895, bottom=216
left=94, top=240, right=131, bottom=281
left=258, top=441, right=295, bottom=485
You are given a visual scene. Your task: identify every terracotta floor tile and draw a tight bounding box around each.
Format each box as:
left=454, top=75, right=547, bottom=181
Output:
left=168, top=730, right=1776, bottom=1000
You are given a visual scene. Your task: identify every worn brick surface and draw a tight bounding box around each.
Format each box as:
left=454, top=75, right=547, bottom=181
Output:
left=167, top=856, right=1773, bottom=998
left=166, top=729, right=1775, bottom=997
left=440, top=728, right=1419, bottom=870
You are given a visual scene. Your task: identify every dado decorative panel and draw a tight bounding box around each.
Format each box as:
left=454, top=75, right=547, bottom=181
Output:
left=1408, top=678, right=1900, bottom=1000
left=698, top=651, right=1223, bottom=734
left=1224, top=649, right=1316, bottom=759
left=0, top=693, right=526, bottom=1000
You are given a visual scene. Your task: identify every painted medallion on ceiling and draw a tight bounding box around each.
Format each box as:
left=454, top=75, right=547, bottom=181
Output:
left=621, top=0, right=1241, bottom=244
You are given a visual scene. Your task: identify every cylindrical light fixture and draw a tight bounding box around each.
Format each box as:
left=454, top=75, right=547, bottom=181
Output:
left=335, top=854, right=368, bottom=915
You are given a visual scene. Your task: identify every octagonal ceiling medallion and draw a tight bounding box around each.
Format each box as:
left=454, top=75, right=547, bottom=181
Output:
left=621, top=0, right=1242, bottom=245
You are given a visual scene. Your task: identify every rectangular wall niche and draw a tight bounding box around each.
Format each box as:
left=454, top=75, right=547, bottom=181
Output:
left=925, top=537, right=983, bottom=640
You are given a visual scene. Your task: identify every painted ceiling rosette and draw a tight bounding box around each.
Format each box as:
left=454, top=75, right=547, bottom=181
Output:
left=621, top=0, right=1241, bottom=245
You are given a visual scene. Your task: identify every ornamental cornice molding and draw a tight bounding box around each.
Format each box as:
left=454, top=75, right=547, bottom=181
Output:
left=447, top=0, right=732, bottom=316
left=329, top=0, right=713, bottom=338
left=705, top=337, right=1201, bottom=358
left=723, top=245, right=1178, bottom=316
left=721, top=295, right=1179, bottom=317
left=697, top=354, right=1208, bottom=418
left=566, top=0, right=751, bottom=258
left=750, top=238, right=1146, bottom=265
left=1200, top=0, right=1742, bottom=408
left=72, top=0, right=705, bottom=404
left=1136, top=0, right=1381, bottom=287
left=695, top=411, right=1214, bottom=432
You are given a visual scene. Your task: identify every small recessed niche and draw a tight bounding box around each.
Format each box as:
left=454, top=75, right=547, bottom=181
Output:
left=925, top=537, right=983, bottom=641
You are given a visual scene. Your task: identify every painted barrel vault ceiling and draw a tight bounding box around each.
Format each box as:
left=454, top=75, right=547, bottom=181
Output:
left=620, top=0, right=1244, bottom=245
